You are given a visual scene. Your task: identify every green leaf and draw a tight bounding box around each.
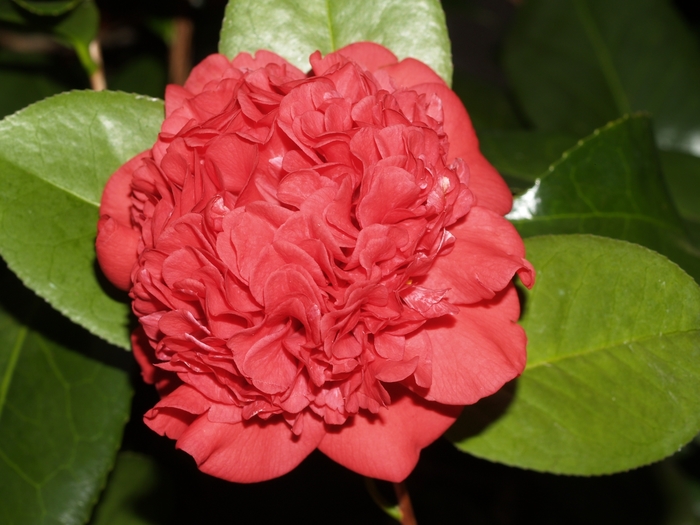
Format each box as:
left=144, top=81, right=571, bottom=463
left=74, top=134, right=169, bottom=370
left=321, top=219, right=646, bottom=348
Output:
left=11, top=0, right=83, bottom=16
left=504, top=0, right=700, bottom=155
left=479, top=130, right=578, bottom=191
left=508, top=114, right=700, bottom=283
left=0, top=265, right=132, bottom=525
left=0, top=90, right=164, bottom=349
left=449, top=234, right=700, bottom=475
left=90, top=452, right=174, bottom=525
left=219, top=0, right=453, bottom=85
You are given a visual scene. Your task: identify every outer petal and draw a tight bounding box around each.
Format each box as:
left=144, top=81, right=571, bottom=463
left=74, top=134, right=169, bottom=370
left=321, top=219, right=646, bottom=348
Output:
left=96, top=216, right=139, bottom=291
left=174, top=412, right=326, bottom=483
left=419, top=285, right=526, bottom=405
left=380, top=57, right=447, bottom=88
left=311, top=42, right=398, bottom=76
left=144, top=383, right=212, bottom=440
left=318, top=386, right=461, bottom=482
left=183, top=53, right=232, bottom=94
left=99, top=151, right=149, bottom=225
left=421, top=206, right=534, bottom=305
left=410, top=83, right=512, bottom=215
left=232, top=49, right=305, bottom=76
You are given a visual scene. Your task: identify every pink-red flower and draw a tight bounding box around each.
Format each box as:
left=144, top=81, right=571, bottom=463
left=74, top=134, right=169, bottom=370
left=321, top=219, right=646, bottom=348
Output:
left=96, top=42, right=533, bottom=483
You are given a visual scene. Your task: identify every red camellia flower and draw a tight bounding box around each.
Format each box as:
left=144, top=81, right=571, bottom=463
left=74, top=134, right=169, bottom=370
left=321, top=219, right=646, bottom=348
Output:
left=96, top=42, right=534, bottom=483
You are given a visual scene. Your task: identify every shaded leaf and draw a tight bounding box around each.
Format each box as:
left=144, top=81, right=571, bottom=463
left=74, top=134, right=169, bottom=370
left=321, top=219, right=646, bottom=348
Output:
left=219, top=0, right=453, bottom=84
left=107, top=54, right=167, bottom=99
left=0, top=0, right=99, bottom=75
left=0, top=0, right=23, bottom=23
left=0, top=50, right=80, bottom=119
left=450, top=234, right=700, bottom=475
left=507, top=114, right=700, bottom=283
left=0, top=90, right=164, bottom=349
left=660, top=149, right=700, bottom=245
left=479, top=130, right=577, bottom=192
left=90, top=452, right=174, bottom=525
left=504, top=0, right=700, bottom=155
left=452, top=73, right=523, bottom=133
left=50, top=0, right=98, bottom=75
left=0, top=265, right=132, bottom=525
left=11, top=0, right=83, bottom=16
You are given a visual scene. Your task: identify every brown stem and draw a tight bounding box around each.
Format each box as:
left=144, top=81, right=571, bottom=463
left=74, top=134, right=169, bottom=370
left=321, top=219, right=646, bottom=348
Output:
left=393, top=481, right=417, bottom=525
left=169, top=16, right=194, bottom=85
left=89, top=39, right=106, bottom=91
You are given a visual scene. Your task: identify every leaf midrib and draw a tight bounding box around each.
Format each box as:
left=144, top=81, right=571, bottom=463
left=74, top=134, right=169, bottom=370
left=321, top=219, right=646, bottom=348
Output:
left=526, top=327, right=700, bottom=370
left=324, top=0, right=337, bottom=51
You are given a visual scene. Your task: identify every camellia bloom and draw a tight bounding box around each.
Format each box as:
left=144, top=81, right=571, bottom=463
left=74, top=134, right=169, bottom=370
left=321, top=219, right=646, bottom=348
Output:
left=96, top=42, right=534, bottom=483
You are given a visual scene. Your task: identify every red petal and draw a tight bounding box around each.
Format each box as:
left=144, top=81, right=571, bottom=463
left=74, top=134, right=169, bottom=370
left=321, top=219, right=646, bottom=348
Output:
left=99, top=151, right=149, bottom=226
left=175, top=411, right=326, bottom=483
left=422, top=206, right=534, bottom=304
left=205, top=134, right=258, bottom=193
left=144, top=383, right=211, bottom=440
left=381, top=57, right=446, bottom=88
left=131, top=327, right=178, bottom=394
left=95, top=216, right=139, bottom=291
left=183, top=53, right=232, bottom=94
left=420, top=285, right=526, bottom=405
left=318, top=386, right=461, bottom=482
left=410, top=83, right=512, bottom=215
left=311, top=42, right=398, bottom=76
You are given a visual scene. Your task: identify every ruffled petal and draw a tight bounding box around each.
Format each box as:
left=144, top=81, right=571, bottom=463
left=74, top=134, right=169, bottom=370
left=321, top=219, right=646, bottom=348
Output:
left=409, top=83, right=512, bottom=215
left=318, top=386, right=461, bottom=482
left=175, top=411, right=326, bottom=483
left=421, top=206, right=534, bottom=304
left=144, top=383, right=212, bottom=440
left=419, top=285, right=526, bottom=405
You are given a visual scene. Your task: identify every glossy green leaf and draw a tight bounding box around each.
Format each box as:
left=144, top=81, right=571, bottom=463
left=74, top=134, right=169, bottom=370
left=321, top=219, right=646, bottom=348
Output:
left=479, top=130, right=578, bottom=192
left=504, top=0, right=700, bottom=155
left=0, top=266, right=132, bottom=525
left=11, top=0, right=83, bottom=16
left=219, top=0, right=453, bottom=85
left=450, top=234, right=700, bottom=475
left=508, top=114, right=700, bottom=283
left=0, top=90, right=164, bottom=349
left=90, top=452, right=173, bottom=525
